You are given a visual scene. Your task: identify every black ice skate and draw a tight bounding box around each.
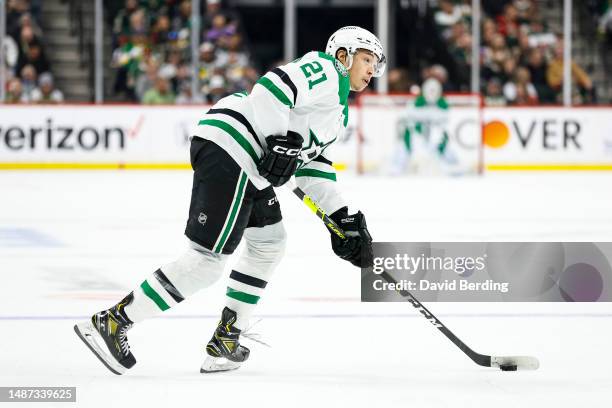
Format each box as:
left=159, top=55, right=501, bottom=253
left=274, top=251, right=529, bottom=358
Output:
left=74, top=292, right=136, bottom=375
left=201, top=307, right=250, bottom=373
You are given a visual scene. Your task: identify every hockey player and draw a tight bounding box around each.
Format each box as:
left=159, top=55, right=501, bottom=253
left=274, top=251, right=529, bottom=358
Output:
left=393, top=77, right=458, bottom=174
left=74, top=26, right=385, bottom=374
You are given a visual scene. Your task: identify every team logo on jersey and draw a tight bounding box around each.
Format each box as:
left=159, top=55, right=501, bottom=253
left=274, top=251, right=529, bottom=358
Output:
left=335, top=60, right=349, bottom=77
left=198, top=212, right=208, bottom=225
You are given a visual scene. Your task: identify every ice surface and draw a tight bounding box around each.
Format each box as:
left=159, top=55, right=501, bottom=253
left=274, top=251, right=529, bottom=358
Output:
left=1, top=171, right=611, bottom=407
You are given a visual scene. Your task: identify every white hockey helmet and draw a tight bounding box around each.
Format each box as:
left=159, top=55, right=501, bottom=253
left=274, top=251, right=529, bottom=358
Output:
left=325, top=26, right=387, bottom=77
left=422, top=78, right=442, bottom=104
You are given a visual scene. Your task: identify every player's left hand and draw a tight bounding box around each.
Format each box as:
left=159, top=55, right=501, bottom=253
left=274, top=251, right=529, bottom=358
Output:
left=328, top=207, right=373, bottom=268
left=258, top=131, right=303, bottom=187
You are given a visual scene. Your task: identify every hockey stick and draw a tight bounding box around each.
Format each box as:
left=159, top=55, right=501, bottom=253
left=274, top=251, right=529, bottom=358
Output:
left=289, top=181, right=539, bottom=371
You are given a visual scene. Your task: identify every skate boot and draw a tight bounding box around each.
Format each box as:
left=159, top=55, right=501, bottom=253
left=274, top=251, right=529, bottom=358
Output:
left=200, top=307, right=250, bottom=373
left=74, top=292, right=136, bottom=375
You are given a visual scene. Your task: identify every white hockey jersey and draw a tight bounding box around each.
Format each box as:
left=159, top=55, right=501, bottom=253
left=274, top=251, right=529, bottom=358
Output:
left=193, top=51, right=350, bottom=214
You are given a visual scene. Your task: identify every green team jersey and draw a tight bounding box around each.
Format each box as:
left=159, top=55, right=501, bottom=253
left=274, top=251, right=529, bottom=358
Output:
left=400, top=94, right=450, bottom=153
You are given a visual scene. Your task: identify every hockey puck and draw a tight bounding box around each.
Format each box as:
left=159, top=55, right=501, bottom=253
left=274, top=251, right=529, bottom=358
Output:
left=500, top=365, right=518, bottom=371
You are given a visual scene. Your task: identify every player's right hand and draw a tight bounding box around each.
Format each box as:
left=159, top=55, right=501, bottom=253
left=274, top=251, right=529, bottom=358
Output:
left=258, top=131, right=303, bottom=187
left=328, top=207, right=373, bottom=268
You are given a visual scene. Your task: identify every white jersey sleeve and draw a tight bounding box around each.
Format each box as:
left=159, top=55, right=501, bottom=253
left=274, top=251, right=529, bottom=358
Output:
left=295, top=154, right=347, bottom=215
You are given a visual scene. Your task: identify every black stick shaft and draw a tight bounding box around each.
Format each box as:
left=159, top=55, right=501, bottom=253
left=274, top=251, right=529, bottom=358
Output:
left=290, top=183, right=492, bottom=367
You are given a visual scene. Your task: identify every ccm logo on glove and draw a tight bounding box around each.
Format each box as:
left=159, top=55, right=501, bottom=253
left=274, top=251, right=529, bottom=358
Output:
left=271, top=145, right=301, bottom=156
left=258, top=131, right=304, bottom=187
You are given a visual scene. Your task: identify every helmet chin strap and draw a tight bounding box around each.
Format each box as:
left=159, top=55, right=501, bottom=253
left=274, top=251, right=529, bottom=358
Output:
left=345, top=53, right=359, bottom=91
left=345, top=52, right=354, bottom=70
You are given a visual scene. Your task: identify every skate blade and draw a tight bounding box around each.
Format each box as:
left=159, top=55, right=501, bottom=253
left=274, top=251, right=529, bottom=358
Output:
left=200, top=356, right=243, bottom=373
left=74, top=321, right=127, bottom=375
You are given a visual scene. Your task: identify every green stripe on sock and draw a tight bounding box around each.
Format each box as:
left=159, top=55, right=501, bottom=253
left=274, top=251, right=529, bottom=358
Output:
left=140, top=280, right=170, bottom=311
left=294, top=168, right=337, bottom=181
left=256, top=77, right=293, bottom=108
left=214, top=172, right=248, bottom=253
left=198, top=119, right=260, bottom=163
left=226, top=287, right=260, bottom=304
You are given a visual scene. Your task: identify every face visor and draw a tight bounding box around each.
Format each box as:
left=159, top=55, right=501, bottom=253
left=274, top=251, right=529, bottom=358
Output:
left=372, top=53, right=387, bottom=77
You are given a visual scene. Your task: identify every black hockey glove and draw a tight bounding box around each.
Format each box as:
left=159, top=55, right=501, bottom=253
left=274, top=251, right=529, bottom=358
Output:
left=329, top=207, right=373, bottom=268
left=258, top=131, right=304, bottom=187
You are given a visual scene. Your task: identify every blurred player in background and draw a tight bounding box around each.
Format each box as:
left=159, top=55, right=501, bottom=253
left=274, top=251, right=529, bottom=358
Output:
left=392, top=78, right=459, bottom=175
left=75, top=26, right=384, bottom=375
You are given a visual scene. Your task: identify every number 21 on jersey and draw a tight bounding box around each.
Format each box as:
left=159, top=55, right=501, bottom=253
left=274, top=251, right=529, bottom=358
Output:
left=300, top=61, right=327, bottom=89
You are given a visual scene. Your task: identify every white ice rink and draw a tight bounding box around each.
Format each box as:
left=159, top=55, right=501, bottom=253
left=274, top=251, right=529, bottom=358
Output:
left=1, top=171, right=612, bottom=407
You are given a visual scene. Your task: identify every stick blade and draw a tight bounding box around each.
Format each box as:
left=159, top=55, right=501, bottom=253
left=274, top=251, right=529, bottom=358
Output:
left=491, top=355, right=540, bottom=371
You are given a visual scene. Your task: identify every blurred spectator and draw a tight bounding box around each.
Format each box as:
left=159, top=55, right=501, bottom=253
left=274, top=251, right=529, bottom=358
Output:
left=14, top=13, right=44, bottom=39
left=238, top=66, right=260, bottom=93
left=205, top=14, right=236, bottom=45
left=19, top=64, right=38, bottom=97
left=424, top=64, right=450, bottom=90
left=526, top=48, right=555, bottom=103
left=136, top=59, right=161, bottom=101
left=484, top=78, right=507, bottom=106
left=169, top=0, right=192, bottom=49
left=150, top=14, right=172, bottom=54
left=503, top=66, right=538, bottom=105
left=514, top=29, right=532, bottom=65
left=513, top=0, right=537, bottom=24
left=496, top=4, right=519, bottom=39
left=176, top=81, right=205, bottom=104
left=388, top=68, right=413, bottom=93
left=482, top=18, right=498, bottom=46
left=158, top=49, right=183, bottom=89
left=16, top=42, right=50, bottom=76
left=113, top=0, right=142, bottom=45
left=6, top=0, right=30, bottom=37
left=143, top=77, right=176, bottom=104
left=204, top=74, right=228, bottom=104
left=129, top=8, right=149, bottom=37
left=111, top=31, right=150, bottom=101
left=219, top=35, right=249, bottom=89
left=547, top=39, right=595, bottom=103
left=435, top=0, right=467, bottom=39
left=527, top=20, right=556, bottom=48
left=482, top=33, right=512, bottom=80
left=174, top=62, right=192, bottom=89
left=31, top=73, right=64, bottom=104
left=5, top=77, right=30, bottom=103
left=199, top=41, right=224, bottom=69
left=203, top=0, right=224, bottom=31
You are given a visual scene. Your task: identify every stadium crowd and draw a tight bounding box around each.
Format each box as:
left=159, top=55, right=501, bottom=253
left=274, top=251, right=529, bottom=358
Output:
left=2, top=0, right=610, bottom=105
left=388, top=0, right=603, bottom=105
left=108, top=0, right=257, bottom=104
left=3, top=0, right=64, bottom=103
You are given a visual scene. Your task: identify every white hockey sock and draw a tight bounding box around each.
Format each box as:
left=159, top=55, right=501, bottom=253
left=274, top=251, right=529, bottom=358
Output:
left=223, top=223, right=286, bottom=330
left=124, top=242, right=227, bottom=323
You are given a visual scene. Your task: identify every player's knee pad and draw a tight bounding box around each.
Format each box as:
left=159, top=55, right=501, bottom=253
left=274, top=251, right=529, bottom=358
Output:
left=233, top=221, right=286, bottom=280
left=161, top=241, right=227, bottom=297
